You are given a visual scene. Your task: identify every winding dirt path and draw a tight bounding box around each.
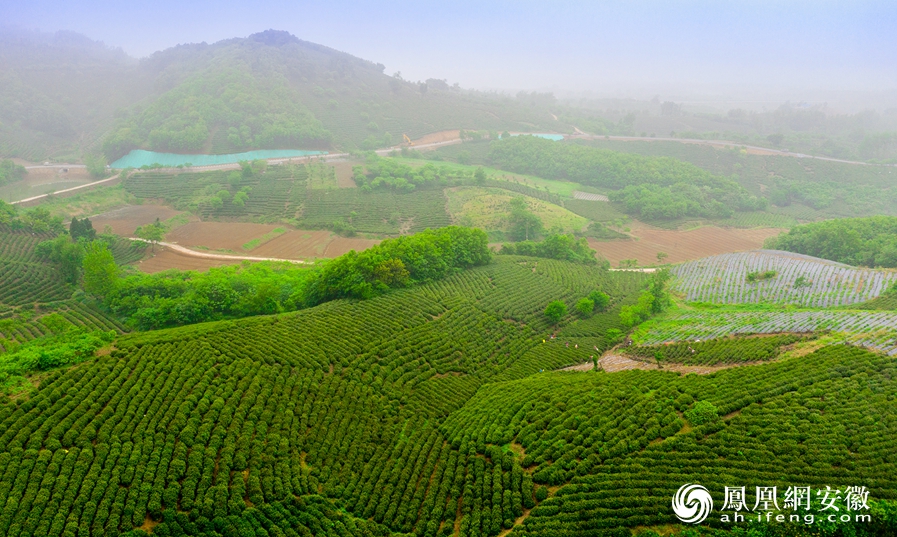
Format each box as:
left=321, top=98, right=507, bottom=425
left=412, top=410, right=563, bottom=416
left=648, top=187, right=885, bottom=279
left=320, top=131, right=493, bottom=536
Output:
left=132, top=239, right=309, bottom=264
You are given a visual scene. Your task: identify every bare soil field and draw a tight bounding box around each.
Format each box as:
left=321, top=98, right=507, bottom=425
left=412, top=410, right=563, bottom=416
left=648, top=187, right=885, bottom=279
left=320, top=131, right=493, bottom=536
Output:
left=413, top=130, right=460, bottom=145
left=147, top=222, right=381, bottom=263
left=588, top=224, right=782, bottom=266
left=253, top=230, right=380, bottom=259
left=165, top=222, right=281, bottom=251
left=91, top=205, right=185, bottom=236
left=323, top=236, right=381, bottom=257
left=561, top=352, right=749, bottom=375
left=135, top=247, right=241, bottom=273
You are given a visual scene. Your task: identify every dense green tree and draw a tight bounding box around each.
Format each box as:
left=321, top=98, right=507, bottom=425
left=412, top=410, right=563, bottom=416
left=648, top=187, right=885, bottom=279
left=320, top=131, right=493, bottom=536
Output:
left=500, top=234, right=602, bottom=266
left=82, top=241, right=118, bottom=298
left=69, top=217, right=97, bottom=242
left=767, top=216, right=897, bottom=267
left=588, top=290, right=610, bottom=311
left=84, top=154, right=108, bottom=178
left=489, top=136, right=767, bottom=220
left=0, top=159, right=27, bottom=186
left=544, top=301, right=567, bottom=323
left=36, top=235, right=83, bottom=283
left=135, top=219, right=166, bottom=253
left=684, top=400, right=719, bottom=425
left=507, top=198, right=543, bottom=241
left=575, top=298, right=594, bottom=317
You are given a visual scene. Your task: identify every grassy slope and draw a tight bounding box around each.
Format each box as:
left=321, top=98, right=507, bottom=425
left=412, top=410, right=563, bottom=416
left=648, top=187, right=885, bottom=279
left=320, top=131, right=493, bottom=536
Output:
left=445, top=186, right=587, bottom=234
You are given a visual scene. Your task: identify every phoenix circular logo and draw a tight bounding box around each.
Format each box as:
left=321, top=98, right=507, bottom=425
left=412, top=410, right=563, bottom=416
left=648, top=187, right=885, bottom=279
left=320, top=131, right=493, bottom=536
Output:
left=672, top=483, right=713, bottom=524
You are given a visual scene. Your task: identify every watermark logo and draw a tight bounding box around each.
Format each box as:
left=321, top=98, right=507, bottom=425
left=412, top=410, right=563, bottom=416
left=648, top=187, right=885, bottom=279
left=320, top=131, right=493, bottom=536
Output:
left=671, top=484, right=872, bottom=526
left=672, top=484, right=714, bottom=524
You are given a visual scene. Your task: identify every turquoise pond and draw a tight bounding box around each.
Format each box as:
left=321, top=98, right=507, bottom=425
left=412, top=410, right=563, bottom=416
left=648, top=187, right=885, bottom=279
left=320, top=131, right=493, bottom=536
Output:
left=110, top=149, right=328, bottom=169
left=510, top=133, right=565, bottom=141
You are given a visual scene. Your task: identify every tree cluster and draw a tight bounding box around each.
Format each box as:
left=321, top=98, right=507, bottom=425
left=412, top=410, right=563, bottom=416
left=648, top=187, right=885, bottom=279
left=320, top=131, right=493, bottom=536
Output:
left=488, top=136, right=767, bottom=219
left=0, top=203, right=64, bottom=234
left=499, top=234, right=604, bottom=266
left=103, top=68, right=332, bottom=160
left=767, top=216, right=897, bottom=268
left=619, top=269, right=672, bottom=328
left=0, top=159, right=26, bottom=186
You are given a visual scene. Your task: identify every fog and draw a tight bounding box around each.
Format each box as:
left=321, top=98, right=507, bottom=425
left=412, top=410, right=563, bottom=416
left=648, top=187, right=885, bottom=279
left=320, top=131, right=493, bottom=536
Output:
left=2, top=0, right=895, bottom=111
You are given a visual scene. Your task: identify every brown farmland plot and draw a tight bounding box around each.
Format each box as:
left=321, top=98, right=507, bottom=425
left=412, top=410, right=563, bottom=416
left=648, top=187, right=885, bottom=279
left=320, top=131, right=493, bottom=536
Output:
left=589, top=224, right=783, bottom=266
left=91, top=205, right=185, bottom=236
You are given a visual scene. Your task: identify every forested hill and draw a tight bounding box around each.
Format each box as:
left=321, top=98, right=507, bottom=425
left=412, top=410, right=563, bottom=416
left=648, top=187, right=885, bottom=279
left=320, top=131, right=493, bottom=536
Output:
left=0, top=28, right=564, bottom=161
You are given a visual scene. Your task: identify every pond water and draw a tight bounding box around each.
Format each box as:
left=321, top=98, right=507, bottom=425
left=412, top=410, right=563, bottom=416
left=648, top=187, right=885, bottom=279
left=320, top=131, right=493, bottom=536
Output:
left=510, top=133, right=565, bottom=141
left=110, top=149, right=328, bottom=169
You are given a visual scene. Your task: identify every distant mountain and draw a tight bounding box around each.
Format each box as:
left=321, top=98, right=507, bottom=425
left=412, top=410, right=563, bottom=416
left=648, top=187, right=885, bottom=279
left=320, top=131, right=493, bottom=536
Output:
left=0, top=28, right=566, bottom=161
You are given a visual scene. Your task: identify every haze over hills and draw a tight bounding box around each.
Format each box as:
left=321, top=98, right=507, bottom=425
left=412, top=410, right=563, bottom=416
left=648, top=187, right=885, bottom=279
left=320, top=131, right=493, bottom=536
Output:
left=0, top=28, right=563, bottom=161
left=2, top=5, right=897, bottom=536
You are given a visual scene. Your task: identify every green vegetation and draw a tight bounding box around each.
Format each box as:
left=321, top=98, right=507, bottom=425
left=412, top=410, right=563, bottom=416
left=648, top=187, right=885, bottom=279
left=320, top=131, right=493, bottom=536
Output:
left=855, top=282, right=897, bottom=311
left=544, top=300, right=567, bottom=323
left=242, top=227, right=287, bottom=251
left=446, top=187, right=586, bottom=238
left=488, top=136, right=766, bottom=220
left=498, top=234, right=603, bottom=265
left=0, top=253, right=645, bottom=537
left=103, top=69, right=332, bottom=159
left=0, top=202, right=64, bottom=233
left=585, top=139, right=897, bottom=219
left=0, top=159, right=26, bottom=186
left=767, top=216, right=897, bottom=267
left=1, top=329, right=114, bottom=387
left=673, top=251, right=897, bottom=307
left=102, top=227, right=489, bottom=329
left=442, top=345, right=897, bottom=536
left=622, top=334, right=812, bottom=366
left=746, top=269, right=777, bottom=283
left=354, top=155, right=469, bottom=191
left=620, top=269, right=672, bottom=327
left=1, top=28, right=564, bottom=160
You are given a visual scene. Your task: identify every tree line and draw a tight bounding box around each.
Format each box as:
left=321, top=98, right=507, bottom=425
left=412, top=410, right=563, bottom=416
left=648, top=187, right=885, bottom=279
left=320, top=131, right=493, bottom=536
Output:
left=488, top=136, right=767, bottom=220
left=766, top=216, right=897, bottom=268
left=0, top=160, right=26, bottom=186
left=54, top=226, right=492, bottom=330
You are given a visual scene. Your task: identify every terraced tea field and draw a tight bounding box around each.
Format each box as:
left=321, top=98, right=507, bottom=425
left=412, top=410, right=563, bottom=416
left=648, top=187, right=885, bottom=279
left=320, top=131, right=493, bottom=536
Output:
left=633, top=309, right=897, bottom=356
left=673, top=250, right=897, bottom=307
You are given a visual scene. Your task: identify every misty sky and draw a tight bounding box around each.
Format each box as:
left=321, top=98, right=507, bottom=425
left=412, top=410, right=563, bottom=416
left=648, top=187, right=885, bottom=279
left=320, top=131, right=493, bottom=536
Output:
left=3, top=0, right=896, bottom=99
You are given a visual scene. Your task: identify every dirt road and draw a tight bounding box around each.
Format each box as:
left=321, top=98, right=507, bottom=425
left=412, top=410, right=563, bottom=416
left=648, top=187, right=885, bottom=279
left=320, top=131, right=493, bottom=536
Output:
left=11, top=173, right=120, bottom=205
left=132, top=239, right=310, bottom=264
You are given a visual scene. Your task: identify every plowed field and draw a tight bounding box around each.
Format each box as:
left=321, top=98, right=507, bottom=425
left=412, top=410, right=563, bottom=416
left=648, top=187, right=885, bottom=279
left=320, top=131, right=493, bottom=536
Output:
left=589, top=224, right=783, bottom=266
left=91, top=205, right=185, bottom=236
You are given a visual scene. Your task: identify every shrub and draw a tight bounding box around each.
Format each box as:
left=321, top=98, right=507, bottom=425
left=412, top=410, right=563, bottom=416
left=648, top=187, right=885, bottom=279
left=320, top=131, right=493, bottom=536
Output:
left=544, top=301, right=567, bottom=323
left=685, top=400, right=719, bottom=425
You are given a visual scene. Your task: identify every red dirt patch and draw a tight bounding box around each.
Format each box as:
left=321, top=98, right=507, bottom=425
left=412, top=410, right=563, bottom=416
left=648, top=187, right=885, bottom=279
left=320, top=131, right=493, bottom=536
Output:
left=253, top=230, right=380, bottom=259
left=166, top=222, right=281, bottom=251
left=589, top=224, right=782, bottom=266
left=413, top=130, right=460, bottom=145
left=92, top=205, right=185, bottom=236
left=324, top=237, right=381, bottom=257
left=251, top=230, right=334, bottom=258
left=135, top=246, right=242, bottom=273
